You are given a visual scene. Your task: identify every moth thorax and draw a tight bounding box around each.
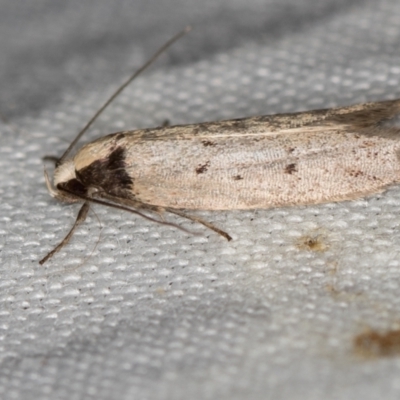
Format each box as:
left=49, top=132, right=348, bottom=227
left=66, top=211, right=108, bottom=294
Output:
left=54, top=160, right=76, bottom=186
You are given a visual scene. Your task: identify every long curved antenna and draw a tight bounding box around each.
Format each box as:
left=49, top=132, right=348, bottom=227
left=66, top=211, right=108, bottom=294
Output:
left=57, top=26, right=192, bottom=166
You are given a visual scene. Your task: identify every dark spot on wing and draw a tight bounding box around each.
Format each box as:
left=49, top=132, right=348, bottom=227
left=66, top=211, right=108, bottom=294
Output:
left=285, top=163, right=297, bottom=174
left=233, top=175, right=243, bottom=180
left=202, top=140, right=216, bottom=147
left=348, top=169, right=364, bottom=178
left=196, top=161, right=210, bottom=174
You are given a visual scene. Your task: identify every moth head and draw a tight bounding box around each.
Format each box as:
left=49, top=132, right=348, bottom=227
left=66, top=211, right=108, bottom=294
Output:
left=54, top=160, right=76, bottom=186
left=45, top=160, right=86, bottom=201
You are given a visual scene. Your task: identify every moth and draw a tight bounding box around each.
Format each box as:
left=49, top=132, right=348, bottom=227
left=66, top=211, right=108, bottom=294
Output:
left=41, top=29, right=400, bottom=264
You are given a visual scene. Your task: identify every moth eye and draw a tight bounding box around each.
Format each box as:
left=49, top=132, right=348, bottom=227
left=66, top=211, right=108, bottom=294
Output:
left=57, top=178, right=87, bottom=196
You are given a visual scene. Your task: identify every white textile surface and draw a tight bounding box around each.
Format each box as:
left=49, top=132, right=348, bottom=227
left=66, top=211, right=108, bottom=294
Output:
left=2, top=1, right=400, bottom=399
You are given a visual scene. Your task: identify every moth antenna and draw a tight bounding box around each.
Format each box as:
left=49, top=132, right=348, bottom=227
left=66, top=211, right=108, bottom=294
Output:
left=57, top=26, right=192, bottom=166
left=39, top=201, right=90, bottom=265
left=166, top=208, right=232, bottom=241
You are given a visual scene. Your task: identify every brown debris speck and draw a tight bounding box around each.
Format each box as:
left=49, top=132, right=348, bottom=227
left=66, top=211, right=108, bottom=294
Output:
left=354, top=329, right=400, bottom=358
left=296, top=234, right=328, bottom=252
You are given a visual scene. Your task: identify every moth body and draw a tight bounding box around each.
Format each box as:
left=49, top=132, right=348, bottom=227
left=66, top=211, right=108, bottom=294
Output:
left=50, top=99, right=400, bottom=213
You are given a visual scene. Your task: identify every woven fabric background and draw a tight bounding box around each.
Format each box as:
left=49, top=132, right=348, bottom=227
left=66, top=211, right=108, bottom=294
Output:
left=2, top=1, right=400, bottom=399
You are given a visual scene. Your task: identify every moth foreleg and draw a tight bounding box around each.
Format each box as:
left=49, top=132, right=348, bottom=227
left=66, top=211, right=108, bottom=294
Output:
left=39, top=201, right=90, bottom=265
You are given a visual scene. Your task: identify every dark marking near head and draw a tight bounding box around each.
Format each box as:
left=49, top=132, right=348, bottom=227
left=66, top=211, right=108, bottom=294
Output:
left=202, top=140, right=216, bottom=147
left=196, top=161, right=210, bottom=174
left=76, top=147, right=134, bottom=198
left=287, top=147, right=295, bottom=153
left=233, top=175, right=243, bottom=180
left=285, top=163, right=297, bottom=174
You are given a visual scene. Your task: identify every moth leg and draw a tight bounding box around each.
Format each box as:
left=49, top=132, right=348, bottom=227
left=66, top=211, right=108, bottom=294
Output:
left=39, top=201, right=90, bottom=265
left=89, top=193, right=230, bottom=240
left=161, top=119, right=170, bottom=127
left=166, top=208, right=232, bottom=241
left=150, top=206, right=167, bottom=222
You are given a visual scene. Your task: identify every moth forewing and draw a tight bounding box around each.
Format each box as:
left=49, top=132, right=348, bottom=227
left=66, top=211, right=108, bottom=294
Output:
left=64, top=99, right=400, bottom=210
